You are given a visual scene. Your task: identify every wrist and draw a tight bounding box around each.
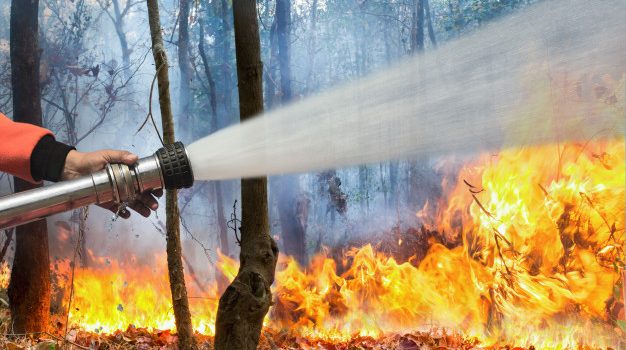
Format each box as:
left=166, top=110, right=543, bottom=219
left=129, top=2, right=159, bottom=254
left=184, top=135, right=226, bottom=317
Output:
left=31, top=136, right=75, bottom=182
left=61, top=150, right=84, bottom=181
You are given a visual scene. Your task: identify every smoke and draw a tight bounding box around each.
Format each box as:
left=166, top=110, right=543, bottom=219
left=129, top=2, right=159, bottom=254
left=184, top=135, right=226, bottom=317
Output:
left=0, top=0, right=623, bottom=276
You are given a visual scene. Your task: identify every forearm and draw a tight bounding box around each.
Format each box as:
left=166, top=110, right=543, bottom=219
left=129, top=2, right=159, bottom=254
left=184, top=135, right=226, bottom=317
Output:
left=0, top=113, right=73, bottom=183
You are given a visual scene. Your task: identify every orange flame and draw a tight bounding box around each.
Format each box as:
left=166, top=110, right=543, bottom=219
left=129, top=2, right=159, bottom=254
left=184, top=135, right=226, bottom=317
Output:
left=0, top=71, right=622, bottom=348
left=48, top=137, right=623, bottom=348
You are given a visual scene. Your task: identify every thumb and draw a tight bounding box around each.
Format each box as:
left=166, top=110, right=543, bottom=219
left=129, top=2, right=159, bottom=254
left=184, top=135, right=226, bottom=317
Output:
left=102, top=150, right=138, bottom=165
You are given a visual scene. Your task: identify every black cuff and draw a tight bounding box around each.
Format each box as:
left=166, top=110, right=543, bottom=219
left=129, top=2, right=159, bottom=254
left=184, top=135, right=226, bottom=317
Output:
left=30, top=135, right=75, bottom=182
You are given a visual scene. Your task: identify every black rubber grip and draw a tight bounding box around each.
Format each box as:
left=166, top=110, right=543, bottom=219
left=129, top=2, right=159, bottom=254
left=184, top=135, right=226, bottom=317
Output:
left=155, top=142, right=194, bottom=190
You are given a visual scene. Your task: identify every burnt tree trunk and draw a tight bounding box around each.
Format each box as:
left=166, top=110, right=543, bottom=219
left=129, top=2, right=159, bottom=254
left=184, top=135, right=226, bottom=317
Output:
left=214, top=1, right=278, bottom=349
left=275, top=0, right=308, bottom=265
left=8, top=0, right=52, bottom=334
left=146, top=1, right=196, bottom=348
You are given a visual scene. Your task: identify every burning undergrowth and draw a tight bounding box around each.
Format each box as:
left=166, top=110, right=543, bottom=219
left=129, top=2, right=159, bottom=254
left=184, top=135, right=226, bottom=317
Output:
left=0, top=136, right=621, bottom=350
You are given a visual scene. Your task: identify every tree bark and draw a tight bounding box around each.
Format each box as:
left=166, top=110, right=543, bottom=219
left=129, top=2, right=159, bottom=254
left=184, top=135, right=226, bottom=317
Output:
left=214, top=1, right=278, bottom=349
left=8, top=0, right=52, bottom=334
left=146, top=1, right=196, bottom=348
left=178, top=0, right=193, bottom=133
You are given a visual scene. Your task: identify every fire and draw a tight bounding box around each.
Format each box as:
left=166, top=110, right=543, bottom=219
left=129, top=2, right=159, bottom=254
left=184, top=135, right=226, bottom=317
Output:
left=271, top=139, right=624, bottom=347
left=55, top=253, right=239, bottom=336
left=1, top=71, right=623, bottom=348
left=47, top=137, right=624, bottom=348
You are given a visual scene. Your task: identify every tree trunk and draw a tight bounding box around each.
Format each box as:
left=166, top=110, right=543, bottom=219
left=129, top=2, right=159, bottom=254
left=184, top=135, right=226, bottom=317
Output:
left=219, top=0, right=233, bottom=123
left=276, top=0, right=292, bottom=102
left=304, top=0, right=318, bottom=94
left=388, top=162, right=398, bottom=209
left=264, top=18, right=278, bottom=109
left=214, top=1, right=278, bottom=349
left=8, top=0, right=52, bottom=334
left=275, top=176, right=307, bottom=265
left=411, top=0, right=425, bottom=53
left=198, top=20, right=218, bottom=132
left=417, top=0, right=425, bottom=53
left=358, top=165, right=369, bottom=212
left=111, top=0, right=131, bottom=70
left=178, top=0, right=193, bottom=135
left=146, top=1, right=196, bottom=348
left=0, top=229, right=13, bottom=264
left=198, top=20, right=229, bottom=257
left=274, top=0, right=308, bottom=265
left=424, top=0, right=437, bottom=47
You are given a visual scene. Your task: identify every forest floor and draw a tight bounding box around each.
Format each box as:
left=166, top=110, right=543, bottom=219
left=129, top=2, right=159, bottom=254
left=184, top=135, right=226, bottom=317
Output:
left=0, top=324, right=486, bottom=350
left=0, top=302, right=488, bottom=350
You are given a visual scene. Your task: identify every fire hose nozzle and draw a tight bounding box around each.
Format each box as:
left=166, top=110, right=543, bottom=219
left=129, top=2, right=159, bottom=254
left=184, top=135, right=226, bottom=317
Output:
left=0, top=142, right=194, bottom=230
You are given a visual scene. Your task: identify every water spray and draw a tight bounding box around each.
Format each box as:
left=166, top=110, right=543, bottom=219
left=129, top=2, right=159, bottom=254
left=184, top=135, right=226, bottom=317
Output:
left=0, top=142, right=193, bottom=230
left=0, top=0, right=623, bottom=229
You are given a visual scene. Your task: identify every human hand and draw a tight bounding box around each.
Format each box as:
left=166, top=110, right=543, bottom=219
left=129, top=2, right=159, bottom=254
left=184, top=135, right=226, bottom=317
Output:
left=62, top=150, right=163, bottom=218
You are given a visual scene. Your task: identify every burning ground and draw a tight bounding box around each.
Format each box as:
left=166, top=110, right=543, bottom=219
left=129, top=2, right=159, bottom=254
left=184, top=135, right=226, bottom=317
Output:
left=0, top=137, right=623, bottom=349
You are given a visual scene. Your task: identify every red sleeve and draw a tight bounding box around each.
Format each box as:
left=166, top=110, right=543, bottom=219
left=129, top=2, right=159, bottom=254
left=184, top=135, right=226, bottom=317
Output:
left=0, top=113, right=53, bottom=183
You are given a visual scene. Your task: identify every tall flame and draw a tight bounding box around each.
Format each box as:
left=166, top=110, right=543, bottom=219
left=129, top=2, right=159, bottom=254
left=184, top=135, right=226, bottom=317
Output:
left=52, top=137, right=624, bottom=348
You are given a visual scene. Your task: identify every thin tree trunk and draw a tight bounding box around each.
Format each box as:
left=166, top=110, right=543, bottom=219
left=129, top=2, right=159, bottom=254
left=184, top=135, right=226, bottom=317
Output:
left=214, top=181, right=229, bottom=255
left=8, top=0, right=51, bottom=334
left=410, top=0, right=417, bottom=54
left=274, top=0, right=308, bottom=265
left=219, top=0, right=233, bottom=122
left=111, top=0, right=130, bottom=69
left=304, top=0, right=318, bottom=94
left=424, top=0, right=437, bottom=47
left=388, top=162, right=398, bottom=209
left=382, top=2, right=396, bottom=212
left=146, top=1, right=196, bottom=348
left=199, top=19, right=229, bottom=257
left=276, top=0, right=292, bottom=102
left=417, top=0, right=425, bottom=53
left=264, top=18, right=278, bottom=109
left=214, top=1, right=278, bottom=348
left=198, top=20, right=218, bottom=131
left=0, top=229, right=13, bottom=264
left=178, top=0, right=192, bottom=134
